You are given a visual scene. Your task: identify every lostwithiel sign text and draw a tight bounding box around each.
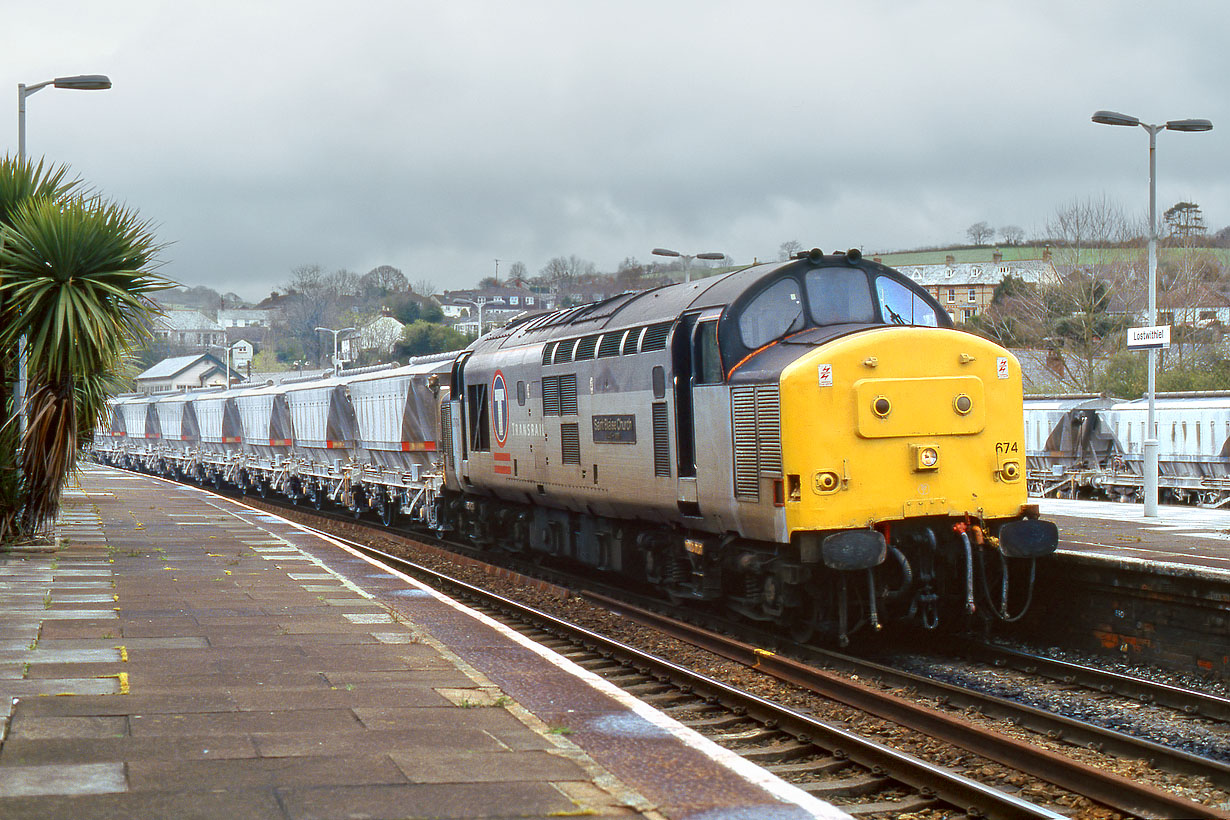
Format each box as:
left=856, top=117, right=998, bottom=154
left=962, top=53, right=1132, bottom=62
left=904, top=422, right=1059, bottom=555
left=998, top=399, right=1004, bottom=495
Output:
left=1126, top=325, right=1171, bottom=350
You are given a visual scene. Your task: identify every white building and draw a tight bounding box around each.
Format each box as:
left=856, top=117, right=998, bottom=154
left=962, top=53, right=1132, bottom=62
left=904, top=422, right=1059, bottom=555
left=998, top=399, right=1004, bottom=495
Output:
left=152, top=310, right=225, bottom=348
left=135, top=353, right=240, bottom=394
left=218, top=308, right=278, bottom=329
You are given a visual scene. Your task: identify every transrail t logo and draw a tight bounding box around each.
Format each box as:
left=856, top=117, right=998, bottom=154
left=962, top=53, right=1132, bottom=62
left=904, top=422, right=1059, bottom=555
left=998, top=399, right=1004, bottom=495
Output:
left=492, top=371, right=508, bottom=447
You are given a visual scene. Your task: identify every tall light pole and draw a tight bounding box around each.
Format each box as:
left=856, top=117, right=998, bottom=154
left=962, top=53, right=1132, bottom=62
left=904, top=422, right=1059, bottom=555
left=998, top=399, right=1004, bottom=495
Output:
left=652, top=248, right=726, bottom=283
left=1092, top=110, right=1212, bottom=517
left=455, top=299, right=485, bottom=337
left=315, top=326, right=355, bottom=377
left=14, top=74, right=112, bottom=437
left=208, top=340, right=234, bottom=388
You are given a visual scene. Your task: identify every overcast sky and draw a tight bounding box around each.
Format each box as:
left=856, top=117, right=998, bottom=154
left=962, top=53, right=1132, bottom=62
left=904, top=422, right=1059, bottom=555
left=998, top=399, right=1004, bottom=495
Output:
left=6, top=1, right=1228, bottom=302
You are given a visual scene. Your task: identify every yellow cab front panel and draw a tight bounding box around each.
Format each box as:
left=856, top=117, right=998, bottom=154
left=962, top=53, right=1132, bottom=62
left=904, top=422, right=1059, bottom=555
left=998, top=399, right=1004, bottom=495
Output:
left=779, top=326, right=1026, bottom=535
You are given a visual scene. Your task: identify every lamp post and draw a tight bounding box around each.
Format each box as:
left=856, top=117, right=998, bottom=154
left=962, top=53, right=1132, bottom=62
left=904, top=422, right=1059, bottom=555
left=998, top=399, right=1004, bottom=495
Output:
left=14, top=74, right=112, bottom=437
left=315, top=326, right=355, bottom=376
left=1092, top=110, right=1212, bottom=517
left=455, top=299, right=485, bottom=337
left=208, top=338, right=234, bottom=388
left=651, top=248, right=726, bottom=283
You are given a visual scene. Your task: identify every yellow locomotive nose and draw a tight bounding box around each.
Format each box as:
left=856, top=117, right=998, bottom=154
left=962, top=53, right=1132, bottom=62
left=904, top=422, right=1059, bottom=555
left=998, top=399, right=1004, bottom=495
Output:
left=779, top=326, right=1027, bottom=534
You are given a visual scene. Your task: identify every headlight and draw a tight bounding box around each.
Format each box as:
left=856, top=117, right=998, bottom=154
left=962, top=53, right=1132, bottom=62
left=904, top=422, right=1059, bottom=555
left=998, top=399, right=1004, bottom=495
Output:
left=953, top=394, right=972, bottom=415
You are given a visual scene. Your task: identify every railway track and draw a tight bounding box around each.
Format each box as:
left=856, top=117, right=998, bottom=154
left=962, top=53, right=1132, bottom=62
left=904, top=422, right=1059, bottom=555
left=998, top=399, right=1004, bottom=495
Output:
left=325, top=533, right=1068, bottom=819
left=947, top=640, right=1230, bottom=724
left=131, top=470, right=1230, bottom=817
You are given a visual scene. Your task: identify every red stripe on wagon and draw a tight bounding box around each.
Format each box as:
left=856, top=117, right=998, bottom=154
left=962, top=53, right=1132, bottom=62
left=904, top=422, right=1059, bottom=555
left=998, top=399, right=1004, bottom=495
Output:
left=269, top=439, right=292, bottom=446
left=399, top=441, right=437, bottom=452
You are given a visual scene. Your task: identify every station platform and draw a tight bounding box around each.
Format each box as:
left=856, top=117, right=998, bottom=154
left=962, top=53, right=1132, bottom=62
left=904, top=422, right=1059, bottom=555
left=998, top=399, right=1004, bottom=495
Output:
left=0, top=465, right=843, bottom=820
left=1020, top=497, right=1230, bottom=676
left=1039, top=496, right=1230, bottom=580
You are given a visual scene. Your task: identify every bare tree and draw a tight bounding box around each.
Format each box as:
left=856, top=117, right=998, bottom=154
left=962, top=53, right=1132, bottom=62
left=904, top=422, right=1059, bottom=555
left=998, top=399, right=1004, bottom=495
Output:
left=506, top=261, right=528, bottom=283
left=966, top=222, right=994, bottom=245
left=999, top=224, right=1025, bottom=245
left=279, top=264, right=358, bottom=365
left=538, top=255, right=595, bottom=291
left=411, top=278, right=436, bottom=296
left=359, top=265, right=408, bottom=298
left=779, top=240, right=802, bottom=260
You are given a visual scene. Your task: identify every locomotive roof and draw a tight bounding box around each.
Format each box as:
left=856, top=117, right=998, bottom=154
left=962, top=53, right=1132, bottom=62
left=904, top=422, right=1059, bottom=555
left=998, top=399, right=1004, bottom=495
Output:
left=477, top=261, right=794, bottom=350
left=473, top=254, right=935, bottom=353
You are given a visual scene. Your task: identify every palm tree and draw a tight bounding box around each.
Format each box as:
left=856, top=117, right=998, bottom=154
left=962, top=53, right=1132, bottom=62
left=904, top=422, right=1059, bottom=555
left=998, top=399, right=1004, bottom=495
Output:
left=0, top=194, right=169, bottom=536
left=0, top=156, right=79, bottom=541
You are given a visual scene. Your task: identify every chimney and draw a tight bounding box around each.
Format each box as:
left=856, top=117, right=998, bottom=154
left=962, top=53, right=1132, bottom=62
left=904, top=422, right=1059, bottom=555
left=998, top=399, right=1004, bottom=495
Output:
left=945, top=254, right=956, bottom=265
left=1042, top=245, right=1052, bottom=262
left=993, top=250, right=1003, bottom=264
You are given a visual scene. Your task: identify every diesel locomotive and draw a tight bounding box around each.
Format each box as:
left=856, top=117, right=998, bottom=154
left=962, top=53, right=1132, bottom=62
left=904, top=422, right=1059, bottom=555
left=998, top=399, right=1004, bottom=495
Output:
left=94, top=249, right=1057, bottom=644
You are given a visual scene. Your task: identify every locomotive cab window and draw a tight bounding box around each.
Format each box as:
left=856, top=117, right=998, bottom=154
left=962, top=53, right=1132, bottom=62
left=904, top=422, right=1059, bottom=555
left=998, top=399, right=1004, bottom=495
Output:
left=876, top=277, right=938, bottom=327
left=739, top=278, right=804, bottom=348
left=805, top=267, right=875, bottom=325
left=466, top=383, right=490, bottom=451
left=694, top=321, right=723, bottom=384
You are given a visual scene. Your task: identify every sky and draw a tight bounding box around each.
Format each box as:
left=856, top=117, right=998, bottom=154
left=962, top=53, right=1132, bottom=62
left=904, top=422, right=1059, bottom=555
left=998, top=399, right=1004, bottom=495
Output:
left=5, top=1, right=1228, bottom=303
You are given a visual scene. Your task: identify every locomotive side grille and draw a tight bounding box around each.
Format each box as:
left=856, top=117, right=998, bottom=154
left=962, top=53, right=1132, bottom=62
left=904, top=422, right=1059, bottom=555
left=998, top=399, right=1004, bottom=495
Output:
left=757, top=386, right=783, bottom=474
left=541, top=342, right=556, bottom=365
left=641, top=321, right=672, bottom=352
left=652, top=402, right=671, bottom=477
left=559, top=374, right=578, bottom=415
left=553, top=340, right=575, bottom=364
left=560, top=423, right=581, bottom=464
left=622, top=327, right=642, bottom=355
left=597, top=331, right=624, bottom=358
left=542, top=376, right=560, bottom=415
left=575, top=334, right=599, bottom=360
left=731, top=386, right=759, bottom=500
left=440, top=397, right=453, bottom=466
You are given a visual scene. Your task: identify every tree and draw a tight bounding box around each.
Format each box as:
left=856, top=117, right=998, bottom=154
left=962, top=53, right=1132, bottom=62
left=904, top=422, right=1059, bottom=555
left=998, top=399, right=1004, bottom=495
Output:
left=966, top=222, right=994, bottom=245
left=476, top=276, right=500, bottom=289
left=506, top=261, right=527, bottom=283
left=411, top=278, right=436, bottom=296
left=999, top=225, right=1025, bottom=245
left=394, top=321, right=469, bottom=357
left=1163, top=201, right=1206, bottom=240
left=278, top=265, right=361, bottom=365
left=359, top=265, right=408, bottom=299
left=538, top=255, right=595, bottom=291
left=0, top=190, right=168, bottom=537
left=779, top=240, right=802, bottom=261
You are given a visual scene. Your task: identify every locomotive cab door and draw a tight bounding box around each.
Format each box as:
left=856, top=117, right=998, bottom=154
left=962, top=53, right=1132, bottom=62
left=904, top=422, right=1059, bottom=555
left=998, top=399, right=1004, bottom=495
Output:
left=671, top=310, right=723, bottom=517
left=450, top=352, right=471, bottom=481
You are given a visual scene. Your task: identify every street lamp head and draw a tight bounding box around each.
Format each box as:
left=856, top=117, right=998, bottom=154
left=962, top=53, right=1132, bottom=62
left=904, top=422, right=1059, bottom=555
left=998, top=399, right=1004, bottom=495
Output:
left=1091, top=110, right=1140, bottom=127
left=1166, top=118, right=1213, bottom=132
left=651, top=248, right=681, bottom=258
left=53, top=74, right=111, bottom=91
left=695, top=252, right=726, bottom=261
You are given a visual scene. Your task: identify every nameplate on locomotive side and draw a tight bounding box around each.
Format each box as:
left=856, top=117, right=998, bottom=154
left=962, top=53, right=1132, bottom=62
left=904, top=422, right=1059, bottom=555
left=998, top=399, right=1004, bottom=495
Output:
left=592, top=414, right=636, bottom=444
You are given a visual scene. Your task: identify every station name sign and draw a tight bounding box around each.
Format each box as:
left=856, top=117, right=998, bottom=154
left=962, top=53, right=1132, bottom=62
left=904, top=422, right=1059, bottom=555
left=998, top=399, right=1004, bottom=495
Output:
left=1126, top=325, right=1171, bottom=350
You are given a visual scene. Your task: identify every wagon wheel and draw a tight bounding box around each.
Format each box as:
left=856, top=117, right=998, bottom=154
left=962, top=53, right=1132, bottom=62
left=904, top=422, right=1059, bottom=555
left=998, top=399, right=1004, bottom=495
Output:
left=236, top=469, right=250, bottom=494
left=377, top=492, right=398, bottom=527
left=310, top=483, right=325, bottom=511
left=257, top=478, right=269, bottom=498
left=351, top=487, right=367, bottom=520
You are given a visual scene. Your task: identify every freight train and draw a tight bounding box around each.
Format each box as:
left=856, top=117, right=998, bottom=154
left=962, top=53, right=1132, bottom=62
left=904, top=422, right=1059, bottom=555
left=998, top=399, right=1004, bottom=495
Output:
left=1025, top=392, right=1230, bottom=506
left=92, top=249, right=1058, bottom=644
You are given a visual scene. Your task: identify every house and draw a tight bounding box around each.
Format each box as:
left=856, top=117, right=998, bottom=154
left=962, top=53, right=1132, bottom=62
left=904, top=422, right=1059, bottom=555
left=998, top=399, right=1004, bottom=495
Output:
left=340, top=313, right=406, bottom=361
left=134, top=353, right=242, bottom=394
left=152, top=310, right=226, bottom=348
left=229, top=339, right=255, bottom=369
left=436, top=285, right=554, bottom=315
left=218, top=308, right=279, bottom=329
left=882, top=249, right=1058, bottom=323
